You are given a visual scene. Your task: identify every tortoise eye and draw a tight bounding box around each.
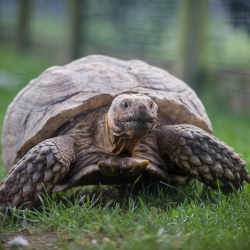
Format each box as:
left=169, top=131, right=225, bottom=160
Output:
left=123, top=102, right=128, bottom=108
left=150, top=103, right=153, bottom=108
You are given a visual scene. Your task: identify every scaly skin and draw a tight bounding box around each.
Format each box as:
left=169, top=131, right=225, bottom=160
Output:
left=158, top=124, right=250, bottom=192
left=0, top=136, right=75, bottom=210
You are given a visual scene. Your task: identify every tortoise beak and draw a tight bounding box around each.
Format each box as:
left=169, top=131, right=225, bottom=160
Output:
left=112, top=117, right=156, bottom=138
left=127, top=119, right=156, bottom=133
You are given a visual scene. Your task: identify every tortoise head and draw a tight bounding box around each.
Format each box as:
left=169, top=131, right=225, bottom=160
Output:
left=106, top=94, right=157, bottom=154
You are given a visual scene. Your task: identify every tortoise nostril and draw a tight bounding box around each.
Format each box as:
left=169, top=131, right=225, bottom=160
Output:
left=139, top=105, right=146, bottom=110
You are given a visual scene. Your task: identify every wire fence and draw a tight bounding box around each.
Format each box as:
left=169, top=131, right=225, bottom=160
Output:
left=0, top=0, right=250, bottom=113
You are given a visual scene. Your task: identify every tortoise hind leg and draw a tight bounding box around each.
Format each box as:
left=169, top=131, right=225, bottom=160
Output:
left=0, top=135, right=75, bottom=210
left=158, top=124, right=250, bottom=192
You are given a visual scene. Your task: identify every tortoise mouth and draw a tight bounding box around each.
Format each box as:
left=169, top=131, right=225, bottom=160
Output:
left=127, top=120, right=155, bottom=131
left=114, top=118, right=156, bottom=134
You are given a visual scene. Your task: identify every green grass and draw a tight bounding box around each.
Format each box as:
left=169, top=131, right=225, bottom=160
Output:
left=1, top=184, right=250, bottom=249
left=0, top=42, right=250, bottom=249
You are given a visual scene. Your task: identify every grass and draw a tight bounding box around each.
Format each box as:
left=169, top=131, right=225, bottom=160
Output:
left=1, top=184, right=250, bottom=249
left=0, top=42, right=250, bottom=249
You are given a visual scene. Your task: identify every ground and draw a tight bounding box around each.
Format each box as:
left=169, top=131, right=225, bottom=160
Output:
left=1, top=231, right=58, bottom=250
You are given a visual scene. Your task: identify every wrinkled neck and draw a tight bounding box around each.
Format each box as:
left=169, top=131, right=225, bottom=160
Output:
left=106, top=115, right=141, bottom=155
left=110, top=135, right=141, bottom=155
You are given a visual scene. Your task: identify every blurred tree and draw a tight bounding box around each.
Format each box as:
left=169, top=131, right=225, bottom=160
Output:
left=15, top=0, right=31, bottom=51
left=176, top=0, right=209, bottom=88
left=0, top=1, right=2, bottom=40
left=66, top=0, right=86, bottom=61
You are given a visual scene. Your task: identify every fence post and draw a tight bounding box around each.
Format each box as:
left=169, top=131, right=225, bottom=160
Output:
left=0, top=1, right=2, bottom=40
left=15, top=0, right=31, bottom=51
left=175, top=0, right=209, bottom=88
left=66, top=0, right=86, bottom=61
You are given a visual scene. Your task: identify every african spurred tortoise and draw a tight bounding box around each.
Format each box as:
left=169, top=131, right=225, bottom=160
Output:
left=0, top=55, right=249, bottom=209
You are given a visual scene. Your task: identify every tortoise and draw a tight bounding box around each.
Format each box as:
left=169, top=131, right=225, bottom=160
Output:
left=0, top=55, right=249, bottom=209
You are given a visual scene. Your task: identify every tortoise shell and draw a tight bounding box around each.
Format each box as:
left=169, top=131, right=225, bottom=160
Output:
left=1, top=55, right=212, bottom=170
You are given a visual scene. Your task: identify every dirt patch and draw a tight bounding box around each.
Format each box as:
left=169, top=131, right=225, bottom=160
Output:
left=0, top=230, right=60, bottom=249
left=0, top=229, right=96, bottom=249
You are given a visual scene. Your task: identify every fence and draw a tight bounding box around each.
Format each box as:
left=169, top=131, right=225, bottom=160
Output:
left=0, top=0, right=250, bottom=113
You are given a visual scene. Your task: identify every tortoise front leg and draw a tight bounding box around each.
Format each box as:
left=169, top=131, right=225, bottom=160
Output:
left=0, top=135, right=75, bottom=210
left=158, top=124, right=250, bottom=192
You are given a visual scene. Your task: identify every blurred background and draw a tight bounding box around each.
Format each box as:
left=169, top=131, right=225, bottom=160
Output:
left=0, top=0, right=250, bottom=178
